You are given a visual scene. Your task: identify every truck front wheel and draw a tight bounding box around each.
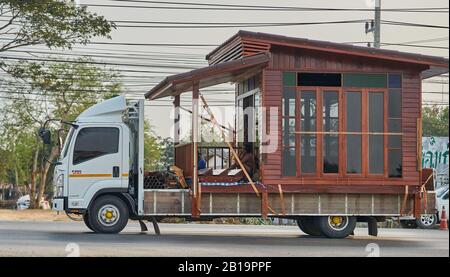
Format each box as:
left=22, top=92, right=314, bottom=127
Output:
left=88, top=195, right=129, bottom=234
left=317, top=216, right=356, bottom=239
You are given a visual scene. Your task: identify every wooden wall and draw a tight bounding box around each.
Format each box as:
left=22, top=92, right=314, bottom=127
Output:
left=260, top=46, right=426, bottom=193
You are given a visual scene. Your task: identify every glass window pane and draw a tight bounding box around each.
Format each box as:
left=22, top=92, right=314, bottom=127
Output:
left=323, top=91, right=339, bottom=132
left=369, top=92, right=384, bottom=132
left=388, top=119, right=401, bottom=133
left=282, top=118, right=296, bottom=147
left=301, top=91, right=316, bottom=132
left=388, top=149, right=402, bottom=177
left=298, top=73, right=342, bottom=87
left=323, top=135, right=339, bottom=173
left=389, top=74, right=402, bottom=88
left=347, top=135, right=362, bottom=173
left=73, top=127, right=119, bottom=165
left=282, top=88, right=296, bottom=116
left=301, top=135, right=316, bottom=173
left=282, top=148, right=296, bottom=176
left=343, top=73, right=387, bottom=88
left=388, top=135, right=402, bottom=149
left=389, top=89, right=402, bottom=118
left=369, top=135, right=384, bottom=174
left=283, top=72, right=296, bottom=86
left=346, top=92, right=362, bottom=132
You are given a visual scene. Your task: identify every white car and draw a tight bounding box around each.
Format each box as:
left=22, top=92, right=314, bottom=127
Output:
left=16, top=195, right=50, bottom=210
left=436, top=187, right=449, bottom=223
left=400, top=185, right=448, bottom=229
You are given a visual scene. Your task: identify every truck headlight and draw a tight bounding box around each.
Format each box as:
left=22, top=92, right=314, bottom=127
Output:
left=55, top=174, right=64, bottom=197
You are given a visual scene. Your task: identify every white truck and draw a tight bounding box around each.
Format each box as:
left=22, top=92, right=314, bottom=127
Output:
left=49, top=96, right=145, bottom=233
left=43, top=95, right=434, bottom=238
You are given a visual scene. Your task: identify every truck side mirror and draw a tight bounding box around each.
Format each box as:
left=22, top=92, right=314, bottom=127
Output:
left=38, top=128, right=51, bottom=145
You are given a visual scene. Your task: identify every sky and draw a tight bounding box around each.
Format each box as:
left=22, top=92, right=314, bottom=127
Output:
left=2, top=0, right=449, bottom=138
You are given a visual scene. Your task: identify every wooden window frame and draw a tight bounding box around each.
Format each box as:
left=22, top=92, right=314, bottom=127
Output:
left=343, top=89, right=364, bottom=177
left=366, top=88, right=389, bottom=178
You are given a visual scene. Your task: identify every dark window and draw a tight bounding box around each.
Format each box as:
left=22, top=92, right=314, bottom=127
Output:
left=388, top=89, right=402, bottom=118
left=343, top=73, right=387, bottom=88
left=388, top=135, right=402, bottom=148
left=369, top=135, right=384, bottom=174
left=283, top=72, right=296, bottom=86
left=369, top=92, right=384, bottom=174
left=369, top=92, right=384, bottom=132
left=442, top=191, right=448, bottom=200
left=300, top=91, right=317, bottom=173
left=346, top=92, right=362, bottom=174
left=301, top=135, right=316, bottom=173
left=388, top=84, right=402, bottom=178
left=323, top=91, right=339, bottom=173
left=347, top=135, right=362, bottom=173
left=388, top=149, right=402, bottom=177
left=73, top=127, right=119, bottom=165
left=346, top=92, right=362, bottom=132
left=282, top=87, right=296, bottom=176
left=298, top=73, right=342, bottom=87
left=389, top=74, right=402, bottom=88
left=282, top=148, right=296, bottom=176
left=282, top=118, right=296, bottom=147
left=300, top=91, right=316, bottom=132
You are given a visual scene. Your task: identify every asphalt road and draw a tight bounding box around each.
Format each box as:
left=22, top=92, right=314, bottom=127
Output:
left=0, top=221, right=447, bottom=257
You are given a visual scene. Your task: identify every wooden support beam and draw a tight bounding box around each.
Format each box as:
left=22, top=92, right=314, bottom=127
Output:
left=261, top=191, right=268, bottom=219
left=173, top=95, right=180, bottom=145
left=199, top=94, right=260, bottom=197
left=278, top=184, right=286, bottom=216
left=191, top=83, right=201, bottom=218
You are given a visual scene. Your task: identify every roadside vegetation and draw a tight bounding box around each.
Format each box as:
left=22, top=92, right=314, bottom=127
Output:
left=0, top=1, right=163, bottom=208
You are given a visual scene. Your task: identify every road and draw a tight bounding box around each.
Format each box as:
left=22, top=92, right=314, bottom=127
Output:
left=0, top=221, right=447, bottom=257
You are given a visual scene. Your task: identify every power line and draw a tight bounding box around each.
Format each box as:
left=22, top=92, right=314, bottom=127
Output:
left=99, top=1, right=449, bottom=13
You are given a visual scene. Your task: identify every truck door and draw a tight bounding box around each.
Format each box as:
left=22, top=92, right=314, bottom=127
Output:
left=67, top=125, right=123, bottom=208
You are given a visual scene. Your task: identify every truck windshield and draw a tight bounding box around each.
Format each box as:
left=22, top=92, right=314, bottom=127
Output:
left=61, top=127, right=74, bottom=158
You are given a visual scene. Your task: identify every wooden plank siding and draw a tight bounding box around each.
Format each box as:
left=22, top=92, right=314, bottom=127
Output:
left=260, top=46, right=424, bottom=192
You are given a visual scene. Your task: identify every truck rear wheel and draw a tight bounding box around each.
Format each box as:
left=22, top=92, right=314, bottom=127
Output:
left=317, top=216, right=356, bottom=239
left=88, top=195, right=129, bottom=234
left=296, top=217, right=323, bottom=237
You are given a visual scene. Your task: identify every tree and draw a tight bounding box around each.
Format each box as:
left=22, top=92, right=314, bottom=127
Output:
left=422, top=105, right=449, bottom=137
left=0, top=59, right=121, bottom=208
left=144, top=121, right=163, bottom=171
left=0, top=0, right=114, bottom=55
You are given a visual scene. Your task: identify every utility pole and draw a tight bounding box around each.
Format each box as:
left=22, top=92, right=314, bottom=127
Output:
left=365, top=0, right=381, bottom=48
left=374, top=0, right=381, bottom=48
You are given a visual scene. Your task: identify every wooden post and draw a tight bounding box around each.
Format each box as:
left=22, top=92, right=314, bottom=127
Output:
left=173, top=95, right=180, bottom=145
left=192, top=83, right=201, bottom=218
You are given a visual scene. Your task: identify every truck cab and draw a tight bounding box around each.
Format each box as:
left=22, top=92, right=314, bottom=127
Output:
left=52, top=96, right=144, bottom=233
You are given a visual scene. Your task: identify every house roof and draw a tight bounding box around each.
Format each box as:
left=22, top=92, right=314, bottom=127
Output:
left=145, top=52, right=270, bottom=100
left=206, top=30, right=449, bottom=78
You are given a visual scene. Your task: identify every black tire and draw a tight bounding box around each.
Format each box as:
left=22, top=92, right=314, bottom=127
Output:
left=296, top=217, right=323, bottom=236
left=88, top=195, right=129, bottom=234
left=416, top=214, right=437, bottom=229
left=317, top=216, right=356, bottom=239
left=83, top=213, right=95, bottom=232
left=400, top=220, right=417, bottom=229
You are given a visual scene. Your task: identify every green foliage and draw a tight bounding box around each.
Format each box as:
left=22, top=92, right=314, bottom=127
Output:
left=0, top=0, right=114, bottom=54
left=143, top=121, right=162, bottom=171
left=0, top=60, right=121, bottom=191
left=422, top=105, right=449, bottom=137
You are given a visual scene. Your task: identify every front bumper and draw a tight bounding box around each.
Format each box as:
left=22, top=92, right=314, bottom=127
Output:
left=52, top=197, right=66, bottom=211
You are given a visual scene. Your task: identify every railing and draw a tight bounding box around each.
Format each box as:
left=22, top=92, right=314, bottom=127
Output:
left=198, top=146, right=233, bottom=169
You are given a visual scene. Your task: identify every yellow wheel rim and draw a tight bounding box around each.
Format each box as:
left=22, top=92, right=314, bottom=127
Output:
left=105, top=211, right=113, bottom=219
